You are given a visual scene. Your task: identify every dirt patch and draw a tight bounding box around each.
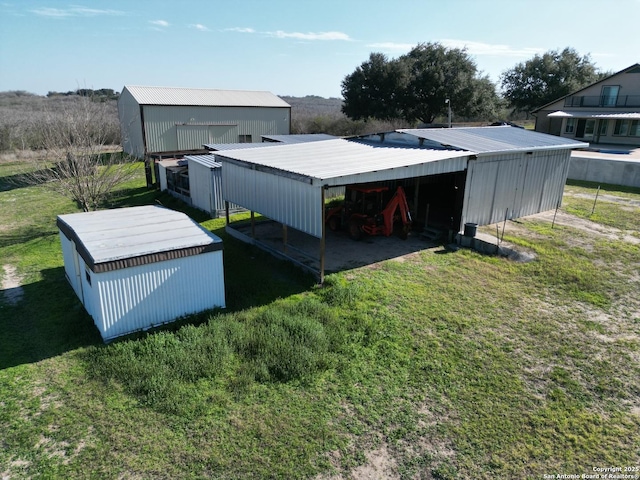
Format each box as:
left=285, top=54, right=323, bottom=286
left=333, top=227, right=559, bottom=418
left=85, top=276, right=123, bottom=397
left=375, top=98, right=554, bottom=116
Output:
left=532, top=210, right=639, bottom=245
left=2, top=264, right=24, bottom=305
left=351, top=442, right=398, bottom=480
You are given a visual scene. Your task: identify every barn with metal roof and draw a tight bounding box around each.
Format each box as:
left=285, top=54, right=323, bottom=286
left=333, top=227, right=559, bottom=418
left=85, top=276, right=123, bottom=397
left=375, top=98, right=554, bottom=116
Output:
left=57, top=205, right=226, bottom=341
left=117, top=85, right=291, bottom=161
left=215, top=127, right=587, bottom=282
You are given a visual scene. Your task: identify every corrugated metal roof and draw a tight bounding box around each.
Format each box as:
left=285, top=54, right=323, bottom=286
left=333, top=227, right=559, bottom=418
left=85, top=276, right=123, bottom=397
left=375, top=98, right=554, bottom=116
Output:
left=185, top=155, right=222, bottom=168
left=548, top=110, right=640, bottom=119
left=398, top=126, right=588, bottom=154
left=123, top=85, right=291, bottom=108
left=57, top=206, right=222, bottom=270
left=262, top=134, right=338, bottom=143
left=215, top=138, right=471, bottom=183
left=203, top=143, right=279, bottom=151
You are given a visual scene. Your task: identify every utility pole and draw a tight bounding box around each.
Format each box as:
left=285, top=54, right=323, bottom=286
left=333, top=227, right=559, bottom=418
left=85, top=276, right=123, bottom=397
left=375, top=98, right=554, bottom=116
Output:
left=445, top=98, right=451, bottom=128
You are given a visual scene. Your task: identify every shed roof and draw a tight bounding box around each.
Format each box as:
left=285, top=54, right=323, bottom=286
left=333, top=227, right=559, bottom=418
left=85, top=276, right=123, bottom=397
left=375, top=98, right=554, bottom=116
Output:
left=57, top=206, right=222, bottom=273
left=185, top=155, right=222, bottom=168
left=215, top=138, right=471, bottom=186
left=203, top=142, right=279, bottom=151
left=262, top=134, right=338, bottom=144
left=398, top=126, right=588, bottom=154
left=123, top=85, right=290, bottom=108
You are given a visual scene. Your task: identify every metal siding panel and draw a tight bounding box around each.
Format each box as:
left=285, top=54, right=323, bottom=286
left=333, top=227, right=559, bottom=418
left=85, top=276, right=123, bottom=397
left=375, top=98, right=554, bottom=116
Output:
left=187, top=160, right=211, bottom=213
left=462, top=150, right=572, bottom=229
left=519, top=153, right=552, bottom=216
left=95, top=251, right=225, bottom=341
left=540, top=150, right=571, bottom=212
left=118, top=89, right=145, bottom=158
left=490, top=154, right=525, bottom=224
left=177, top=125, right=211, bottom=150
left=462, top=160, right=500, bottom=226
left=142, top=105, right=289, bottom=154
left=222, top=163, right=321, bottom=237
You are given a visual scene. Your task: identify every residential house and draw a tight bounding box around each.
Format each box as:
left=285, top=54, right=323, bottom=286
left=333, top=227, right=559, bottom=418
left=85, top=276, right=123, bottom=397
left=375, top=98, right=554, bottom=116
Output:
left=532, top=64, right=640, bottom=146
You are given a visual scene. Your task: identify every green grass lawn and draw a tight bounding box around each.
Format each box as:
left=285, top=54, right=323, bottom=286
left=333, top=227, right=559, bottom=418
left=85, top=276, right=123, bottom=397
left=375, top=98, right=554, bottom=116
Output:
left=1, top=159, right=639, bottom=479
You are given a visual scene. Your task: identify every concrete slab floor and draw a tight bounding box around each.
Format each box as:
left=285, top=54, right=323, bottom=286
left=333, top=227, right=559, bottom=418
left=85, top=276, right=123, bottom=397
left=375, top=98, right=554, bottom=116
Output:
left=229, top=219, right=447, bottom=275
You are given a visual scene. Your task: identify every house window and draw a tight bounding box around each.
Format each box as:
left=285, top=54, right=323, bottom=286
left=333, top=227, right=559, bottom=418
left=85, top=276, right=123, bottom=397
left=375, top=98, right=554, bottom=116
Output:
left=613, top=119, right=640, bottom=137
left=601, top=86, right=620, bottom=106
left=614, top=120, right=629, bottom=136
left=584, top=119, right=596, bottom=137
left=598, top=120, right=608, bottom=136
left=238, top=134, right=252, bottom=143
left=565, top=118, right=576, bottom=134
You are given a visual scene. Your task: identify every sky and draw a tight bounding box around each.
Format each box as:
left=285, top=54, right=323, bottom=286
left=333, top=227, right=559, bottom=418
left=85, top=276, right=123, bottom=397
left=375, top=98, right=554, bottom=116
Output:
left=1, top=0, right=639, bottom=98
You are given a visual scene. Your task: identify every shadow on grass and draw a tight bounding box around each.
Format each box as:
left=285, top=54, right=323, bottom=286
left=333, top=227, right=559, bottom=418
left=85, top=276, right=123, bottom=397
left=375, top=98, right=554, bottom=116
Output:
left=0, top=171, right=37, bottom=192
left=0, top=266, right=102, bottom=370
left=0, top=228, right=59, bottom=249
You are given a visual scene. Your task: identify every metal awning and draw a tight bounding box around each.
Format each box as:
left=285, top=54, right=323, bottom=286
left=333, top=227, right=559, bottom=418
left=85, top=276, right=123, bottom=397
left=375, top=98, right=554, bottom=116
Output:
left=548, top=111, right=640, bottom=120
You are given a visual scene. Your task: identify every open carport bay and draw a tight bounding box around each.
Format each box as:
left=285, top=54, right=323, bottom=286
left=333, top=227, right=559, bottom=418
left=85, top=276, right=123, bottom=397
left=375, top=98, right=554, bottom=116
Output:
left=226, top=218, right=441, bottom=275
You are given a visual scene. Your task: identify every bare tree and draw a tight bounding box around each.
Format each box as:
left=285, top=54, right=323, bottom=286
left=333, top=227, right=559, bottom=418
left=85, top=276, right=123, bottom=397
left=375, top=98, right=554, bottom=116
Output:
left=22, top=94, right=136, bottom=212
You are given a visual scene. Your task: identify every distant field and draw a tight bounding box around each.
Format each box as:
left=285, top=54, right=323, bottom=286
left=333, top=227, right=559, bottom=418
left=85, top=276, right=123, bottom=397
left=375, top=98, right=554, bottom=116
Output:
left=1, top=159, right=638, bottom=479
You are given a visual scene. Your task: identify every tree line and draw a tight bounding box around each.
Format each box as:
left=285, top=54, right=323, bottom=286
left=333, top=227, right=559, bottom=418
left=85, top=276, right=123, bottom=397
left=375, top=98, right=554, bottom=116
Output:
left=341, top=44, right=608, bottom=125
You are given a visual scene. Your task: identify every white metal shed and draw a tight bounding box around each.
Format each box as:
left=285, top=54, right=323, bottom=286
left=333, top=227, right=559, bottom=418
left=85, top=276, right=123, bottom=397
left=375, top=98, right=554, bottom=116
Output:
left=57, top=206, right=225, bottom=341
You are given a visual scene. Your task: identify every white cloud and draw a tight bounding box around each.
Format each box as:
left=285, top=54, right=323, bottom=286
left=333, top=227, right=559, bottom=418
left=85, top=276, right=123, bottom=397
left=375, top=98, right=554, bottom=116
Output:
left=268, top=30, right=351, bottom=41
left=367, top=42, right=415, bottom=52
left=225, top=27, right=256, bottom=33
left=190, top=23, right=209, bottom=31
left=149, top=20, right=169, bottom=27
left=224, top=26, right=351, bottom=41
left=441, top=39, right=544, bottom=57
left=31, top=5, right=124, bottom=17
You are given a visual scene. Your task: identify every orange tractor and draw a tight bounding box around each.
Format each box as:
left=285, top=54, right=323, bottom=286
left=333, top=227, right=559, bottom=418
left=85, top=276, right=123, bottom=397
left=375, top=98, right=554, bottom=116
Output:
left=326, top=185, right=412, bottom=240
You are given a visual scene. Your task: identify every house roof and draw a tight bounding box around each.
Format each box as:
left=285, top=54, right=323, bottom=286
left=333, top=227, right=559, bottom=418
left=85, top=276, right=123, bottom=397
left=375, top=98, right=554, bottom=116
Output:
left=214, top=138, right=471, bottom=186
left=531, top=63, right=640, bottom=113
left=122, top=85, right=291, bottom=108
left=547, top=111, right=640, bottom=119
left=57, top=206, right=222, bottom=273
left=397, top=126, right=588, bottom=154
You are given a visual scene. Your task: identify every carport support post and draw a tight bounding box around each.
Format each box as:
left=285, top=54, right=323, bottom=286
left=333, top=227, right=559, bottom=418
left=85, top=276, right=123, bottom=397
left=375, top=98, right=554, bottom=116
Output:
left=283, top=224, right=288, bottom=253
left=251, top=211, right=255, bottom=239
left=320, top=187, right=326, bottom=284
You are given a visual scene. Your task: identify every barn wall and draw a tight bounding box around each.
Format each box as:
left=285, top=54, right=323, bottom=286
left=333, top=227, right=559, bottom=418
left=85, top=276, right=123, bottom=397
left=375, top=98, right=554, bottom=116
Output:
left=117, top=88, right=145, bottom=158
left=142, top=105, right=290, bottom=154
left=461, top=149, right=571, bottom=228
left=91, top=251, right=225, bottom=341
left=223, top=162, right=322, bottom=237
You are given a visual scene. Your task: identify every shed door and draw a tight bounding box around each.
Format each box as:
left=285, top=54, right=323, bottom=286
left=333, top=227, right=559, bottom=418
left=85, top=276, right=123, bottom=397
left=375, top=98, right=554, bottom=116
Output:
left=176, top=124, right=239, bottom=150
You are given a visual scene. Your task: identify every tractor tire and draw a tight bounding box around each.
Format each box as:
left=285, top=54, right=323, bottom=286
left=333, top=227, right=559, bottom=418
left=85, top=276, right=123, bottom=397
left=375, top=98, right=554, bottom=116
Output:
left=398, top=224, right=410, bottom=240
left=348, top=219, right=362, bottom=241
